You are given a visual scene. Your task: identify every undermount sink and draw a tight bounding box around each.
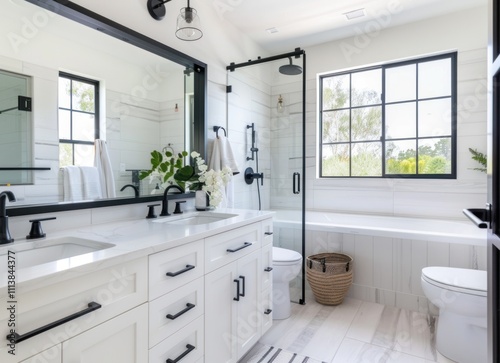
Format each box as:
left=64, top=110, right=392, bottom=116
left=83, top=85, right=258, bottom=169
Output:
left=0, top=237, right=115, bottom=271
left=152, top=212, right=238, bottom=226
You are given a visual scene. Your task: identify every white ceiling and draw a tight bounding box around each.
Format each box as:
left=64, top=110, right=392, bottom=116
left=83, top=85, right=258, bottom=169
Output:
left=219, top=0, right=487, bottom=52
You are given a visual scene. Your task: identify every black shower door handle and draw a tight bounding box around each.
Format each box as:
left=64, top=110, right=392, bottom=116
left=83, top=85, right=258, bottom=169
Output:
left=293, top=172, right=300, bottom=194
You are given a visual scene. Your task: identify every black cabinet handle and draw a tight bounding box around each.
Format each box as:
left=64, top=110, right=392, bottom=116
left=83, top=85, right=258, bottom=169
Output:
left=166, top=303, right=195, bottom=320
left=264, top=267, right=273, bottom=272
left=264, top=309, right=272, bottom=315
left=264, top=232, right=273, bottom=235
left=166, top=344, right=195, bottom=363
left=227, top=242, right=251, bottom=253
left=6, top=302, right=101, bottom=344
left=233, top=279, right=240, bottom=301
left=239, top=276, right=246, bottom=297
left=166, top=265, right=195, bottom=277
left=293, top=172, right=300, bottom=194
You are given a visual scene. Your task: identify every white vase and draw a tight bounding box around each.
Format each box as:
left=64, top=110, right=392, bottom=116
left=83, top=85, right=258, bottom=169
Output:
left=195, top=190, right=208, bottom=211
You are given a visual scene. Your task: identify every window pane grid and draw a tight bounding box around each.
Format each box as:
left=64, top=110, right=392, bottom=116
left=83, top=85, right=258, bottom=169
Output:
left=320, top=52, right=456, bottom=179
left=58, top=72, right=99, bottom=167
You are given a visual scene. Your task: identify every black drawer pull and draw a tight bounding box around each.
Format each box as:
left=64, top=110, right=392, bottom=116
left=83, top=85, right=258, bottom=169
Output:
left=264, top=309, right=272, bottom=315
left=166, top=265, right=195, bottom=277
left=166, top=303, right=195, bottom=320
left=264, top=232, right=273, bottom=235
left=233, top=279, right=240, bottom=301
left=6, top=302, right=101, bottom=344
left=166, top=344, right=195, bottom=363
left=227, top=242, right=251, bottom=253
left=264, top=267, right=273, bottom=272
left=239, top=275, right=246, bottom=297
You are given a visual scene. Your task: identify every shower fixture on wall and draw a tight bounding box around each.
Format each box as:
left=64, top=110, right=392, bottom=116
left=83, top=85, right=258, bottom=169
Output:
left=277, top=94, right=284, bottom=113
left=279, top=57, right=302, bottom=75
left=147, top=0, right=203, bottom=41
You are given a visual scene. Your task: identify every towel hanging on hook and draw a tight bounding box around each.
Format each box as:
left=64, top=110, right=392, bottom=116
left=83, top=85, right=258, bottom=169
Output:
left=213, top=126, right=227, bottom=138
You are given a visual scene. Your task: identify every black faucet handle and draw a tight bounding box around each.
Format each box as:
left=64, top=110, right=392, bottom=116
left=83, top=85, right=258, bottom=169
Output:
left=26, top=217, right=56, bottom=239
left=146, top=204, right=160, bottom=219
left=174, top=201, right=186, bottom=214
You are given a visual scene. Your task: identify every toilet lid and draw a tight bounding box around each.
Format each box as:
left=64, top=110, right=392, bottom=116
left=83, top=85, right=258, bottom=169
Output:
left=273, top=246, right=302, bottom=263
left=422, top=267, right=487, bottom=296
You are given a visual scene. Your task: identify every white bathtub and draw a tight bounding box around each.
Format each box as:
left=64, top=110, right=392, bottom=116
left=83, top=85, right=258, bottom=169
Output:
left=272, top=209, right=487, bottom=312
left=273, top=210, right=486, bottom=246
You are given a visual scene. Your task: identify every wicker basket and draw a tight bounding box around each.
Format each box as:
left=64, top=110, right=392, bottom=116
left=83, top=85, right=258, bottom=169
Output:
left=306, top=253, right=353, bottom=305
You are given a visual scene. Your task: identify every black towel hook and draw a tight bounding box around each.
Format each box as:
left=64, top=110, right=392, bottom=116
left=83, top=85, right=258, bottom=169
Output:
left=213, top=126, right=227, bottom=138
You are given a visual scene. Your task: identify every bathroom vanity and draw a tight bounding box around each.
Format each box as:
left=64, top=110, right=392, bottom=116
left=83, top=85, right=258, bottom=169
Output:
left=0, top=209, right=274, bottom=363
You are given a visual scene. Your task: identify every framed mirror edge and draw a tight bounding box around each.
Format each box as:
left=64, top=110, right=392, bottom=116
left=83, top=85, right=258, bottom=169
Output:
left=6, top=0, right=207, bottom=216
left=7, top=192, right=195, bottom=217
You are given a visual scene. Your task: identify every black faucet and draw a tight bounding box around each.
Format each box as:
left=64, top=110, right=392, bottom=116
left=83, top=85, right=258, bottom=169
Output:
left=0, top=191, right=16, bottom=244
left=120, top=184, right=139, bottom=198
left=160, top=185, right=184, bottom=217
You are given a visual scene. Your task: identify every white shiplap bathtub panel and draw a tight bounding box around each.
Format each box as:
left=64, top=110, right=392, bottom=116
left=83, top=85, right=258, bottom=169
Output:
left=393, top=239, right=412, bottom=295
left=373, top=236, right=393, bottom=292
left=313, top=230, right=329, bottom=250
left=342, top=234, right=355, bottom=263
left=450, top=244, right=474, bottom=269
left=476, top=246, right=487, bottom=270
left=411, top=240, right=428, bottom=297
left=327, top=232, right=343, bottom=253
left=353, top=235, right=374, bottom=287
left=346, top=284, right=377, bottom=305
left=395, top=292, right=420, bottom=313
left=375, top=288, right=396, bottom=307
left=427, top=242, right=450, bottom=268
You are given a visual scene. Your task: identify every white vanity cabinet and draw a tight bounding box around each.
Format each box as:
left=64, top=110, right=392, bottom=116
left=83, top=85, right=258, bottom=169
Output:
left=0, top=257, right=148, bottom=363
left=205, top=221, right=272, bottom=363
left=1, top=213, right=274, bottom=363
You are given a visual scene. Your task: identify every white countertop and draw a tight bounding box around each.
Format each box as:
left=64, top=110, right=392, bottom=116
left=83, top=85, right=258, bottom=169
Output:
left=0, top=209, right=274, bottom=292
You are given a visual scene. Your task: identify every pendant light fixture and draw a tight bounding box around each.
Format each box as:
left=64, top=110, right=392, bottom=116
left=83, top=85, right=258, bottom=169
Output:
left=147, top=0, right=203, bottom=41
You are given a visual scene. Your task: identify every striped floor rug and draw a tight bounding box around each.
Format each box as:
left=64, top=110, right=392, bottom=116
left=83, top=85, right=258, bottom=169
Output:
left=245, top=345, right=327, bottom=363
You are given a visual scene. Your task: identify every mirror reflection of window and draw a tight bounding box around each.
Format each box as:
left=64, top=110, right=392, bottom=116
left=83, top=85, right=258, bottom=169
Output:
left=58, top=72, right=99, bottom=167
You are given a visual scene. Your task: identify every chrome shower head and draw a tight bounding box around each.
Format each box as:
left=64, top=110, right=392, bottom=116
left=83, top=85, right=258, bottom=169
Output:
left=279, top=57, right=302, bottom=75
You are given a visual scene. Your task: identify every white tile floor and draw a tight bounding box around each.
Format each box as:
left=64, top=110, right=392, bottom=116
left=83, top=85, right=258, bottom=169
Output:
left=240, top=296, right=457, bottom=363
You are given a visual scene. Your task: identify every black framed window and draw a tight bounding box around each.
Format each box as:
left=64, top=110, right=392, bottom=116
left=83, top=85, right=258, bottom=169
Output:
left=58, top=72, right=99, bottom=167
left=319, top=52, right=457, bottom=179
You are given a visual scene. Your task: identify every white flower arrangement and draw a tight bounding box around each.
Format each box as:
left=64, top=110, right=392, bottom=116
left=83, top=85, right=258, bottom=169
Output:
left=191, top=151, right=232, bottom=208
left=139, top=149, right=232, bottom=208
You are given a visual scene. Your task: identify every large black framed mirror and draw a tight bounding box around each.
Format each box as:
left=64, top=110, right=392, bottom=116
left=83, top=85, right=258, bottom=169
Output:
left=2, top=0, right=207, bottom=216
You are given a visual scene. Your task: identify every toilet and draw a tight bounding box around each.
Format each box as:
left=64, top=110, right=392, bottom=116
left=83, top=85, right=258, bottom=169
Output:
left=272, top=246, right=302, bottom=320
left=421, top=266, right=487, bottom=363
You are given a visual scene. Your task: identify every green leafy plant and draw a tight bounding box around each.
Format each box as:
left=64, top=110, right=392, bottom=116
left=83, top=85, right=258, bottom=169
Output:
left=139, top=150, right=194, bottom=190
left=469, top=148, right=487, bottom=173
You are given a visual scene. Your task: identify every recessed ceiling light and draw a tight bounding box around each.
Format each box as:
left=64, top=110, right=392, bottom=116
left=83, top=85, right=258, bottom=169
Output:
left=266, top=27, right=279, bottom=34
left=344, top=8, right=365, bottom=20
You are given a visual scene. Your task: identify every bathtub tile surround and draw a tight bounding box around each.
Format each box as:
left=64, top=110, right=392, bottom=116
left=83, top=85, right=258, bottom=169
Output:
left=273, top=211, right=486, bottom=314
left=241, top=296, right=456, bottom=363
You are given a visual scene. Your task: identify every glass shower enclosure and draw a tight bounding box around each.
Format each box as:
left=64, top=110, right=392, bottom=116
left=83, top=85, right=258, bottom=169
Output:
left=226, top=49, right=306, bottom=304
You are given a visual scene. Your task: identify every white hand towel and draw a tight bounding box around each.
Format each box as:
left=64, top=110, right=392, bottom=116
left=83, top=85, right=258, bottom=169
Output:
left=94, top=139, right=116, bottom=198
left=209, top=135, right=240, bottom=208
left=80, top=166, right=103, bottom=200
left=209, top=135, right=240, bottom=175
left=63, top=166, right=83, bottom=201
